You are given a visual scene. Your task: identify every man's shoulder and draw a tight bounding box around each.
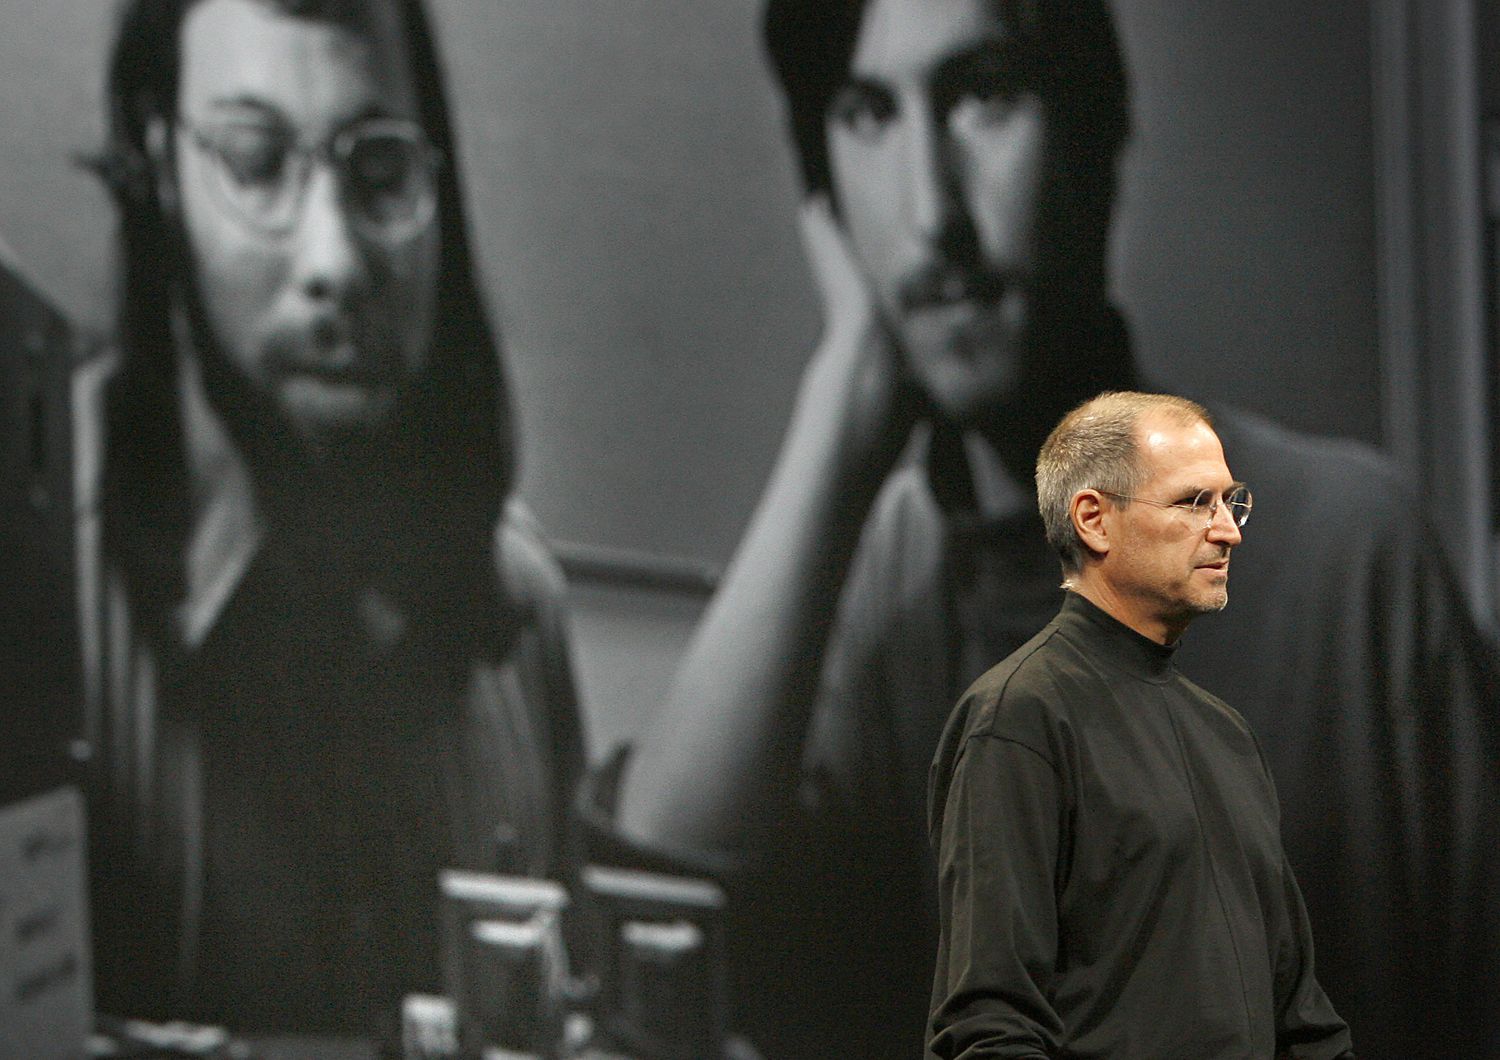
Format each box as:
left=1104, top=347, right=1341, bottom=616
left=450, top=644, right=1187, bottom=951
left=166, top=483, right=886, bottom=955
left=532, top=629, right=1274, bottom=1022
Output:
left=491, top=497, right=568, bottom=619
left=1210, top=402, right=1410, bottom=516
left=823, top=436, right=950, bottom=649
left=944, top=623, right=1077, bottom=756
left=929, top=622, right=1071, bottom=826
left=860, top=439, right=947, bottom=551
left=1204, top=403, right=1437, bottom=593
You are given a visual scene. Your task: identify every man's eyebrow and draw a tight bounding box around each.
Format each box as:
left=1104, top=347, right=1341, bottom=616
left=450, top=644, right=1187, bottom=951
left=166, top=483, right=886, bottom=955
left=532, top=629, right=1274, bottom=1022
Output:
left=195, top=96, right=284, bottom=119
left=1172, top=481, right=1246, bottom=499
left=192, top=97, right=398, bottom=132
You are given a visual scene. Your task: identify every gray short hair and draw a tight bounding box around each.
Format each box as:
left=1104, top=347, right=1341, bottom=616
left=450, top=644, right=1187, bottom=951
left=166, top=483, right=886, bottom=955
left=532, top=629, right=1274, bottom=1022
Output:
left=1036, top=391, right=1212, bottom=575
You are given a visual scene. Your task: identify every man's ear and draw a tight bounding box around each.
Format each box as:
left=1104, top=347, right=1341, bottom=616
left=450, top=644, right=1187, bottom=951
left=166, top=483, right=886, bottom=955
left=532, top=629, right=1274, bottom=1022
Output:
left=1071, top=489, right=1111, bottom=560
left=145, top=116, right=178, bottom=215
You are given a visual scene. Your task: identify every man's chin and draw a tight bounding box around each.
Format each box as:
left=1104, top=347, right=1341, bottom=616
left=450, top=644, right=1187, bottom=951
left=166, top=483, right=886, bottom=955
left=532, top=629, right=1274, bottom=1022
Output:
left=899, top=325, right=1025, bottom=429
left=279, top=383, right=398, bottom=459
left=911, top=362, right=1024, bottom=429
left=1188, top=589, right=1231, bottom=615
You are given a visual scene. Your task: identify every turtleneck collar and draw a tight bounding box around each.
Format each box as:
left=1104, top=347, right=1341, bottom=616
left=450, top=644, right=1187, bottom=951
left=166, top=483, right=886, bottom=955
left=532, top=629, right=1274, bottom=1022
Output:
left=1055, top=591, right=1177, bottom=682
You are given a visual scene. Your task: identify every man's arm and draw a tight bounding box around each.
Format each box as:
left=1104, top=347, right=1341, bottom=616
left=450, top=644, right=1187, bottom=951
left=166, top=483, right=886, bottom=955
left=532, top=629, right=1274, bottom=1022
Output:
left=928, top=732, right=1065, bottom=1059
left=615, top=197, right=920, bottom=855
left=1270, top=853, right=1356, bottom=1060
left=1246, top=730, right=1354, bottom=1060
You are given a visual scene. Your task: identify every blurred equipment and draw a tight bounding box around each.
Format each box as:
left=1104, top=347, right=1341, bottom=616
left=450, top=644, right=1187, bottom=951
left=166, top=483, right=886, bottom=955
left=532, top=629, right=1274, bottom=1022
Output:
left=430, top=868, right=753, bottom=1060
left=0, top=787, right=92, bottom=1059
left=582, top=867, right=727, bottom=1060
left=401, top=995, right=459, bottom=1060
left=0, top=238, right=85, bottom=802
left=438, top=872, right=571, bottom=1059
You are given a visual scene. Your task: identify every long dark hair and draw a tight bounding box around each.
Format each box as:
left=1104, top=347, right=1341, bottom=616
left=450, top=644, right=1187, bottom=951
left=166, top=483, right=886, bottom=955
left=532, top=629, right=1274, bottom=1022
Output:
left=762, top=0, right=1131, bottom=195
left=96, top=0, right=515, bottom=645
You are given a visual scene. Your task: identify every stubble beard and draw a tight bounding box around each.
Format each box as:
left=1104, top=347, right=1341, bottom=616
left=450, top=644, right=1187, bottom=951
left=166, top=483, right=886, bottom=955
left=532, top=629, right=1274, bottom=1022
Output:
left=1188, top=580, right=1231, bottom=615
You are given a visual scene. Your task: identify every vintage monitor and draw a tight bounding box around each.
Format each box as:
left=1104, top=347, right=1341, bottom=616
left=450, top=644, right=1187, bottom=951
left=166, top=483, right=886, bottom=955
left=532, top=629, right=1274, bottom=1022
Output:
left=582, top=865, right=729, bottom=1060
left=0, top=786, right=93, bottom=1059
left=0, top=239, right=84, bottom=802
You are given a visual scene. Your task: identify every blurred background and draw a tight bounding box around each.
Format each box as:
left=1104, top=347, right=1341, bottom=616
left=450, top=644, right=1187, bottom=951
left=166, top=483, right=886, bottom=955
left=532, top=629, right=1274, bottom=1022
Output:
left=2, top=0, right=1496, bottom=761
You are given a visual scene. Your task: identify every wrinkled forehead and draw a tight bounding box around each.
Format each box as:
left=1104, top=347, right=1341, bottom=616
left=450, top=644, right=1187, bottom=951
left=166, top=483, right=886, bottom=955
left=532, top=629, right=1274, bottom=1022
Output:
left=177, top=0, right=420, bottom=123
left=1134, top=414, right=1234, bottom=491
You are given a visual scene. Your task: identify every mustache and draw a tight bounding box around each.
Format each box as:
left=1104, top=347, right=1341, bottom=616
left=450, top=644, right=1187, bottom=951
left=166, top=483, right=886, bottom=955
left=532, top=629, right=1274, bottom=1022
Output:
left=896, top=264, right=1025, bottom=314
left=261, top=317, right=390, bottom=383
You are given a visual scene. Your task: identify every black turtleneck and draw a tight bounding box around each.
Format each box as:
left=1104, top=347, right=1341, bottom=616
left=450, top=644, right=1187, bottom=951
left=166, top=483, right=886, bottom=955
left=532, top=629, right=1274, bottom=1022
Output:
left=927, top=592, right=1354, bottom=1059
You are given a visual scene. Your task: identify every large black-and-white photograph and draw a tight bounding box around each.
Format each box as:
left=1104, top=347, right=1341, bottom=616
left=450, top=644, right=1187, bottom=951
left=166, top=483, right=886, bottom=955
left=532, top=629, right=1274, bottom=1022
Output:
left=2, top=0, right=1498, bottom=1057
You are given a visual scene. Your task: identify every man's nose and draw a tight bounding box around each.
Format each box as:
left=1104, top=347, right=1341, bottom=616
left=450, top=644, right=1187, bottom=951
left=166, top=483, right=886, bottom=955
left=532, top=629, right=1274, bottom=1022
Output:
left=290, top=166, right=368, bottom=302
left=1206, top=501, right=1243, bottom=546
left=901, top=112, right=968, bottom=249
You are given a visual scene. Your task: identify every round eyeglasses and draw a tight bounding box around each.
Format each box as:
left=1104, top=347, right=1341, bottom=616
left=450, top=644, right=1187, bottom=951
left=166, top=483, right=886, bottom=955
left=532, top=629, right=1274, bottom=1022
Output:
left=176, top=115, right=442, bottom=243
left=1099, top=485, right=1253, bottom=530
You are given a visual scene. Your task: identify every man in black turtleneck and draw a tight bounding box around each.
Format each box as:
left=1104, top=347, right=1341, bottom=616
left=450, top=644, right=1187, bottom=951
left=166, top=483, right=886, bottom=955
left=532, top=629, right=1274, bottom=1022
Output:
left=928, top=391, right=1353, bottom=1059
left=610, top=0, right=1497, bottom=1056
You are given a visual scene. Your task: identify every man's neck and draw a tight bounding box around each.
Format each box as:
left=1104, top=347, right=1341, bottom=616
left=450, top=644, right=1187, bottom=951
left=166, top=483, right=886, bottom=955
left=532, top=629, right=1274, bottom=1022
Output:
left=174, top=341, right=401, bottom=638
left=971, top=301, right=1138, bottom=483
left=1066, top=574, right=1189, bottom=646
